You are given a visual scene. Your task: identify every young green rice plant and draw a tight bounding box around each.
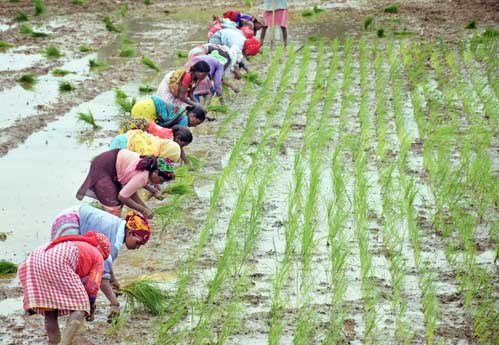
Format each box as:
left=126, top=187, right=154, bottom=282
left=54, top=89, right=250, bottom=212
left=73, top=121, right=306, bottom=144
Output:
left=102, top=16, right=120, bottom=32
left=89, top=58, right=107, bottom=68
left=20, top=24, right=34, bottom=35
left=44, top=44, right=61, bottom=58
left=51, top=68, right=72, bottom=76
left=141, top=56, right=160, bottom=71
left=482, top=27, right=499, bottom=38
left=301, top=9, right=314, bottom=17
left=77, top=110, right=100, bottom=129
left=384, top=4, right=399, bottom=13
left=72, top=0, right=86, bottom=4
left=0, top=41, right=14, bottom=49
left=154, top=195, right=183, bottom=234
left=363, top=16, right=374, bottom=30
left=175, top=50, right=188, bottom=58
left=138, top=85, right=154, bottom=93
left=121, top=35, right=134, bottom=45
left=242, top=71, right=263, bottom=86
left=15, top=11, right=28, bottom=22
left=115, top=93, right=136, bottom=114
left=34, top=0, right=46, bottom=16
left=59, top=81, right=75, bottom=92
left=207, top=104, right=228, bottom=113
left=122, top=277, right=167, bottom=315
left=0, top=260, right=17, bottom=275
left=79, top=44, right=91, bottom=52
left=377, top=28, right=385, bottom=38
left=313, top=4, right=324, bottom=13
left=119, top=46, right=135, bottom=57
left=465, top=20, right=477, bottom=29
left=163, top=181, right=192, bottom=195
left=115, top=88, right=128, bottom=100
left=144, top=0, right=152, bottom=5
left=9, top=0, right=20, bottom=2
left=17, top=73, right=36, bottom=85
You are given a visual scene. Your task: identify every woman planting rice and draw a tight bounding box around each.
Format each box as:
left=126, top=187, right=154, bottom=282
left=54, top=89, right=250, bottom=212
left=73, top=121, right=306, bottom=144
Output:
left=76, top=149, right=175, bottom=218
left=131, top=96, right=206, bottom=129
left=188, top=43, right=247, bottom=79
left=208, top=28, right=261, bottom=57
left=110, top=128, right=192, bottom=164
left=18, top=232, right=110, bottom=344
left=50, top=206, right=151, bottom=321
left=156, top=60, right=211, bottom=108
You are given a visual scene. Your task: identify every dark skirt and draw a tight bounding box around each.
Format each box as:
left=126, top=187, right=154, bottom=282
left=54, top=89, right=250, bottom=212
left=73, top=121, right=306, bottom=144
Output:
left=76, top=149, right=122, bottom=207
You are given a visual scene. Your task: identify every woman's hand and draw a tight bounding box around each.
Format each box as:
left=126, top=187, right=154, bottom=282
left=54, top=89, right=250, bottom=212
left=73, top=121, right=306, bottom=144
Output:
left=154, top=190, right=164, bottom=200
left=144, top=208, right=154, bottom=219
left=107, top=304, right=120, bottom=323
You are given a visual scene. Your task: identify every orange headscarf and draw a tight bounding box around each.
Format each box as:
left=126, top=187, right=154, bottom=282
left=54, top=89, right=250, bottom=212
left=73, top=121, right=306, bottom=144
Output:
left=125, top=211, right=151, bottom=243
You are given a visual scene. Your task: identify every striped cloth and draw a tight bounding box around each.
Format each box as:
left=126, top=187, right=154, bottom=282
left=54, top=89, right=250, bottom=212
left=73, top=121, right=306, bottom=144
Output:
left=50, top=209, right=80, bottom=240
left=18, top=242, right=90, bottom=316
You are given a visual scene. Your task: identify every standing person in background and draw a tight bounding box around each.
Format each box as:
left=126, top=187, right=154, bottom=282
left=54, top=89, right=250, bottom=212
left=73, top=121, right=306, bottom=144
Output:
left=260, top=0, right=288, bottom=47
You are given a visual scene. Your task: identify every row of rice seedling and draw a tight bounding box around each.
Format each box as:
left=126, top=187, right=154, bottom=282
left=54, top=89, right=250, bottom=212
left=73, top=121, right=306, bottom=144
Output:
left=157, top=48, right=285, bottom=342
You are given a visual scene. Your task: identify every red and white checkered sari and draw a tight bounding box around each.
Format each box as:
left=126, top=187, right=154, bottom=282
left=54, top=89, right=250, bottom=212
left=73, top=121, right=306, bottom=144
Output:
left=18, top=242, right=90, bottom=316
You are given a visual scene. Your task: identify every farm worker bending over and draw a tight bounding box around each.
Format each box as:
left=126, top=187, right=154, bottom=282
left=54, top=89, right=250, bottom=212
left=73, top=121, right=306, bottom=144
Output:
left=131, top=96, right=206, bottom=129
left=110, top=128, right=192, bottom=164
left=208, top=27, right=261, bottom=57
left=50, top=206, right=151, bottom=321
left=188, top=43, right=247, bottom=80
left=260, top=0, right=288, bottom=47
left=186, top=55, right=235, bottom=106
left=76, top=149, right=175, bottom=218
left=156, top=60, right=211, bottom=108
left=18, top=232, right=110, bottom=345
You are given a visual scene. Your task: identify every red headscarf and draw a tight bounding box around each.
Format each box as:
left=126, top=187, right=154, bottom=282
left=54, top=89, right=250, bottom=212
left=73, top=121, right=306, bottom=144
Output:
left=223, top=10, right=239, bottom=23
left=243, top=38, right=261, bottom=56
left=241, top=26, right=254, bottom=39
left=45, top=231, right=111, bottom=259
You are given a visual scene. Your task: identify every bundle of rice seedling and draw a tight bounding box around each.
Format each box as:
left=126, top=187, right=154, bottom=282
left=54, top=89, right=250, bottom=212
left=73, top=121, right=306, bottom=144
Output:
left=59, top=81, right=75, bottom=92
left=116, top=96, right=136, bottom=114
left=139, top=85, right=154, bottom=93
left=163, top=181, right=192, bottom=195
left=17, top=73, right=36, bottom=84
left=34, top=0, right=46, bottom=16
left=384, top=4, right=399, bottom=13
left=44, top=44, right=61, bottom=58
left=77, top=111, right=100, bottom=129
left=0, top=41, right=14, bottom=49
left=242, top=72, right=263, bottom=86
left=174, top=165, right=189, bottom=178
left=119, top=47, right=135, bottom=57
left=102, top=16, right=120, bottom=32
left=15, top=11, right=28, bottom=22
left=207, top=104, right=229, bottom=113
left=141, top=56, right=160, bottom=71
left=79, top=44, right=91, bottom=52
left=186, top=155, right=203, bottom=170
left=52, top=69, right=72, bottom=76
left=122, top=277, right=166, bottom=315
left=0, top=260, right=17, bottom=276
left=175, top=50, right=188, bottom=58
left=89, top=58, right=107, bottom=68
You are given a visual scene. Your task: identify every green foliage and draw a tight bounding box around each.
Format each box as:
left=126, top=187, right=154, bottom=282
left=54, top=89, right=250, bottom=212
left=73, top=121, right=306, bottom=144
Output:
left=44, top=44, right=61, bottom=58
left=377, top=28, right=385, bottom=38
left=102, top=16, right=120, bottom=32
left=175, top=50, right=188, bottom=58
left=34, top=0, right=46, bottom=16
left=115, top=89, right=128, bottom=100
left=79, top=44, right=91, bottom=52
left=52, top=68, right=72, bottom=76
left=0, top=41, right=14, bottom=49
left=17, top=73, right=36, bottom=84
left=115, top=89, right=136, bottom=114
left=0, top=260, right=17, bottom=275
left=207, top=104, right=229, bottom=113
left=15, top=11, right=28, bottom=22
left=9, top=0, right=20, bottom=2
left=122, top=278, right=167, bottom=315
left=186, top=155, right=202, bottom=170
left=139, top=85, right=154, bottom=93
left=72, top=0, right=86, bottom=4
left=163, top=182, right=192, bottom=195
left=144, top=0, right=152, bottom=5
left=313, top=4, right=324, bottom=13
left=384, top=4, right=399, bottom=13
left=119, top=47, right=135, bottom=57
left=32, top=31, right=49, bottom=38
left=119, top=1, right=129, bottom=16
left=394, top=29, right=415, bottom=36
left=59, top=81, right=75, bottom=92
left=242, top=72, right=263, bottom=86
left=77, top=110, right=100, bottom=129
left=121, top=35, right=135, bottom=45
left=89, top=58, right=107, bottom=68
left=141, top=56, right=160, bottom=71
left=465, top=20, right=477, bottom=29
left=363, top=16, right=374, bottom=30
left=482, top=27, right=499, bottom=38
left=20, top=24, right=34, bottom=35
left=244, top=0, right=253, bottom=7
left=301, top=9, right=314, bottom=17
left=163, top=9, right=171, bottom=14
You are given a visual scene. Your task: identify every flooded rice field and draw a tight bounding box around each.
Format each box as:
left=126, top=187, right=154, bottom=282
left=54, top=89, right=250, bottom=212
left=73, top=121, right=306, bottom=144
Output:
left=0, top=0, right=498, bottom=344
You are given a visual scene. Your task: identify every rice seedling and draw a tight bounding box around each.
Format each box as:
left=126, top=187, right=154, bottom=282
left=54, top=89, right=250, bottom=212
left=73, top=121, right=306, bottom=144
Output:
left=115, top=89, right=136, bottom=114
left=301, top=9, right=314, bottom=17
left=141, top=56, right=160, bottom=71
left=0, top=41, right=14, bottom=49
left=77, top=110, right=100, bottom=129
left=59, top=81, right=75, bottom=92
left=79, top=44, right=91, bottom=52
left=313, top=4, right=324, bottom=13
left=89, top=58, right=107, bottom=68
left=482, top=27, right=499, bottom=38
left=138, top=85, right=154, bottom=93
left=44, top=44, right=61, bottom=58
left=144, top=0, right=152, bottom=5
left=34, top=0, right=46, bottom=16
left=0, top=260, right=17, bottom=275
left=15, top=11, right=28, bottom=22
left=363, top=16, right=374, bottom=30
left=119, top=1, right=128, bottom=16
left=102, top=16, right=120, bottom=32
left=32, top=31, right=49, bottom=38
left=163, top=181, right=192, bottom=195
left=9, top=0, right=20, bottom=2
left=175, top=50, right=188, bottom=58
left=207, top=104, right=228, bottom=113
left=242, top=72, right=263, bottom=86
left=17, top=73, right=36, bottom=84
left=115, top=88, right=128, bottom=100
left=377, top=28, right=385, bottom=38
left=465, top=20, right=477, bottom=29
left=394, top=29, right=415, bottom=36
left=121, top=35, right=134, bottom=45
left=72, top=0, right=86, bottom=4
left=122, top=277, right=167, bottom=315
left=384, top=4, right=399, bottom=13
left=51, top=68, right=72, bottom=76
left=119, top=46, right=135, bottom=57
left=20, top=24, right=33, bottom=35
